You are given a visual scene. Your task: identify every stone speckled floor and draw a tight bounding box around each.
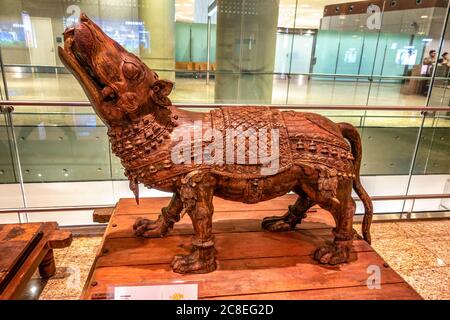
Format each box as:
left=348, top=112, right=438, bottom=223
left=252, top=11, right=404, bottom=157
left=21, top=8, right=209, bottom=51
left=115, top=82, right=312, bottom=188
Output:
left=22, top=219, right=450, bottom=300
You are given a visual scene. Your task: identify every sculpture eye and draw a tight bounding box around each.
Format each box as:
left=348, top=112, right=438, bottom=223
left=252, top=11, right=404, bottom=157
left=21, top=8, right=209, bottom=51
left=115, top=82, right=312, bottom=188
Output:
left=122, top=62, right=141, bottom=80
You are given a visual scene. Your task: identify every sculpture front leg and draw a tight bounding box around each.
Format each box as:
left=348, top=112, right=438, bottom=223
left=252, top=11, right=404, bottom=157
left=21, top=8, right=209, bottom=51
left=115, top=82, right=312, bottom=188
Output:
left=133, top=193, right=183, bottom=238
left=171, top=171, right=217, bottom=274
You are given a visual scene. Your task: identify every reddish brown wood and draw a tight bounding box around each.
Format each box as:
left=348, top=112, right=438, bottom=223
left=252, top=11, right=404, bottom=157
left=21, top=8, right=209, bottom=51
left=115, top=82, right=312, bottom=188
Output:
left=113, top=194, right=300, bottom=215
left=93, top=208, right=114, bottom=223
left=85, top=252, right=415, bottom=299
left=0, top=222, right=72, bottom=300
left=107, top=211, right=332, bottom=239
left=81, top=197, right=421, bottom=300
left=205, top=283, right=422, bottom=300
left=59, top=14, right=375, bottom=273
left=38, top=249, right=56, bottom=278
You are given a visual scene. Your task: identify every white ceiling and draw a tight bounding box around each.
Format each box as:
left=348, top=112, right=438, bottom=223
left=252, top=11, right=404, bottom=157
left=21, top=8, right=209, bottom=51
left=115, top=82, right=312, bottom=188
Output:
left=279, top=0, right=351, bottom=29
left=175, top=0, right=352, bottom=29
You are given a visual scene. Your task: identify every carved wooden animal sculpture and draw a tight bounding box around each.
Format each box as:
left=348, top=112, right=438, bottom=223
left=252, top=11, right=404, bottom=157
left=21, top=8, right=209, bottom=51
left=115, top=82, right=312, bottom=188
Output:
left=59, top=14, right=373, bottom=274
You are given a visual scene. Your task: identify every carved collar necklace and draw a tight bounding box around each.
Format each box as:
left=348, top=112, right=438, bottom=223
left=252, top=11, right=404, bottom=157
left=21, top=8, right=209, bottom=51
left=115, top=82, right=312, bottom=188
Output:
left=107, top=112, right=178, bottom=169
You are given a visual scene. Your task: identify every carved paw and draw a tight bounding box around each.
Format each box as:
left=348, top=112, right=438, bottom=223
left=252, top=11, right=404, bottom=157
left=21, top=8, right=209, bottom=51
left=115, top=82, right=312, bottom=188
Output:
left=170, top=247, right=217, bottom=274
left=261, top=215, right=292, bottom=232
left=314, top=242, right=351, bottom=265
left=133, top=216, right=169, bottom=238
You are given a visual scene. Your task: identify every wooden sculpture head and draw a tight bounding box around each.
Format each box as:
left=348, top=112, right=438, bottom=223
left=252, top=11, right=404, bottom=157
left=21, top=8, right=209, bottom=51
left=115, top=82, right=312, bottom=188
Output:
left=58, top=13, right=173, bottom=126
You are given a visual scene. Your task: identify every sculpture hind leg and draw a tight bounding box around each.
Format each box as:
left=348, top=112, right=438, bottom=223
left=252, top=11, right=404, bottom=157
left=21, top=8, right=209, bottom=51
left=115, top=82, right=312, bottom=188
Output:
left=314, top=182, right=356, bottom=265
left=171, top=171, right=217, bottom=274
left=262, top=189, right=314, bottom=232
left=133, top=192, right=183, bottom=238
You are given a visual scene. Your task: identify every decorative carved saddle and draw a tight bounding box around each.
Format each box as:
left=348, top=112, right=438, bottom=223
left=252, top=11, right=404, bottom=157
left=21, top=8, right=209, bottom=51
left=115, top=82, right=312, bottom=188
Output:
left=107, top=106, right=355, bottom=202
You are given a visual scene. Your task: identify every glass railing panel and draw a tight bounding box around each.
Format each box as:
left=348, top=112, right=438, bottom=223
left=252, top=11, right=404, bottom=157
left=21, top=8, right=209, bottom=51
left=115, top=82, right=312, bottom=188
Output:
left=0, top=111, right=17, bottom=184
left=12, top=110, right=110, bottom=183
left=406, top=111, right=450, bottom=213
left=360, top=124, right=421, bottom=176
left=428, top=75, right=450, bottom=106
left=10, top=107, right=115, bottom=207
left=352, top=109, right=433, bottom=214
left=0, top=108, right=24, bottom=220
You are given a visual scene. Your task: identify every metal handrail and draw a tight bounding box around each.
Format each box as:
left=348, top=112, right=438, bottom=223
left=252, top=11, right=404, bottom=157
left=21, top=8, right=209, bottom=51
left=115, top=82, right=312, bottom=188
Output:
left=4, top=63, right=450, bottom=80
left=2, top=100, right=450, bottom=112
left=0, top=205, right=112, bottom=214
left=0, top=193, right=449, bottom=215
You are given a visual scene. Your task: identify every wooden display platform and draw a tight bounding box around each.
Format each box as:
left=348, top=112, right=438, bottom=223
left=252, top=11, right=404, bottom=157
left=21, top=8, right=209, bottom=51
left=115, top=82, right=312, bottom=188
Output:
left=0, top=222, right=72, bottom=299
left=82, top=195, right=422, bottom=300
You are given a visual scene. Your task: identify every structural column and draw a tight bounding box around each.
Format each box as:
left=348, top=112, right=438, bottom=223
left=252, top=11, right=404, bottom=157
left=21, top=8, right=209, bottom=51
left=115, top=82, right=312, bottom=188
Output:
left=215, top=0, right=279, bottom=103
left=139, top=0, right=175, bottom=81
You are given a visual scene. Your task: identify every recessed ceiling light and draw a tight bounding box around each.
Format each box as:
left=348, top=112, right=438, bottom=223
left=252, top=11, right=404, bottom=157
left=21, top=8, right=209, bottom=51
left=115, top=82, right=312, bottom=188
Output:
left=421, top=15, right=428, bottom=19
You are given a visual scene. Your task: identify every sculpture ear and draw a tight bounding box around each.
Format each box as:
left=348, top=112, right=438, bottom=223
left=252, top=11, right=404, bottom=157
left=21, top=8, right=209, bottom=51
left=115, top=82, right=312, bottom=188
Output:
left=152, top=79, right=173, bottom=97
left=151, top=79, right=173, bottom=107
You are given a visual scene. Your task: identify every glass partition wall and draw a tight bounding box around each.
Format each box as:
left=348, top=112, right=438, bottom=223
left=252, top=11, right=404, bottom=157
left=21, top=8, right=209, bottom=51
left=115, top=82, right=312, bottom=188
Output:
left=0, top=0, right=449, bottom=226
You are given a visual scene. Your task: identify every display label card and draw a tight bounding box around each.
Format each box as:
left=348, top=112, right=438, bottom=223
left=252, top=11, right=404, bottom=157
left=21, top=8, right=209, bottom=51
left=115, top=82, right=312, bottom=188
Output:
left=113, top=283, right=198, bottom=300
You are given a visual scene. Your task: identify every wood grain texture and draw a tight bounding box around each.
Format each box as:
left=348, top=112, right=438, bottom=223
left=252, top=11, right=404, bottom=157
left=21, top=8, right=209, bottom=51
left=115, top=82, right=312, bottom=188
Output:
left=205, top=283, right=422, bottom=300
left=106, top=208, right=332, bottom=239
left=0, top=222, right=72, bottom=300
left=86, top=252, right=410, bottom=299
left=81, top=197, right=421, bottom=300
left=93, top=208, right=114, bottom=223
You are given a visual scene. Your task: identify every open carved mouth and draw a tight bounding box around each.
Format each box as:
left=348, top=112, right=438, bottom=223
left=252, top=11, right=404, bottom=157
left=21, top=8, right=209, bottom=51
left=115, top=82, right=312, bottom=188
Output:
left=59, top=18, right=116, bottom=104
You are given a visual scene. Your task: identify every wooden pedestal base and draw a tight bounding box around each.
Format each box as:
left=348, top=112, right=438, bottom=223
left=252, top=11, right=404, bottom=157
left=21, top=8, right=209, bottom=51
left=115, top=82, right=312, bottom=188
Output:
left=0, top=222, right=72, bottom=299
left=82, top=195, right=421, bottom=300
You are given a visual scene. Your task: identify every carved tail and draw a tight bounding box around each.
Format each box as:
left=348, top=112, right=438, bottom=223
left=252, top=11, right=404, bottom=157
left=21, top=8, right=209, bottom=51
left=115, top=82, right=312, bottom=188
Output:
left=338, top=123, right=373, bottom=244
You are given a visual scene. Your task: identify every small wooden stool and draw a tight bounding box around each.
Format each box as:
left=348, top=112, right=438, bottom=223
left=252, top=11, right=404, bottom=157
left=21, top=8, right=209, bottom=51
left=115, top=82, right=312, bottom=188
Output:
left=0, top=222, right=72, bottom=299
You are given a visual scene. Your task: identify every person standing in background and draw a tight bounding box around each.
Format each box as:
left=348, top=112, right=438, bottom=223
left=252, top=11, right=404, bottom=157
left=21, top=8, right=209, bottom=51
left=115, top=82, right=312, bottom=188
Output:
left=423, top=50, right=437, bottom=65
left=441, top=52, right=450, bottom=66
left=422, top=50, right=437, bottom=77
